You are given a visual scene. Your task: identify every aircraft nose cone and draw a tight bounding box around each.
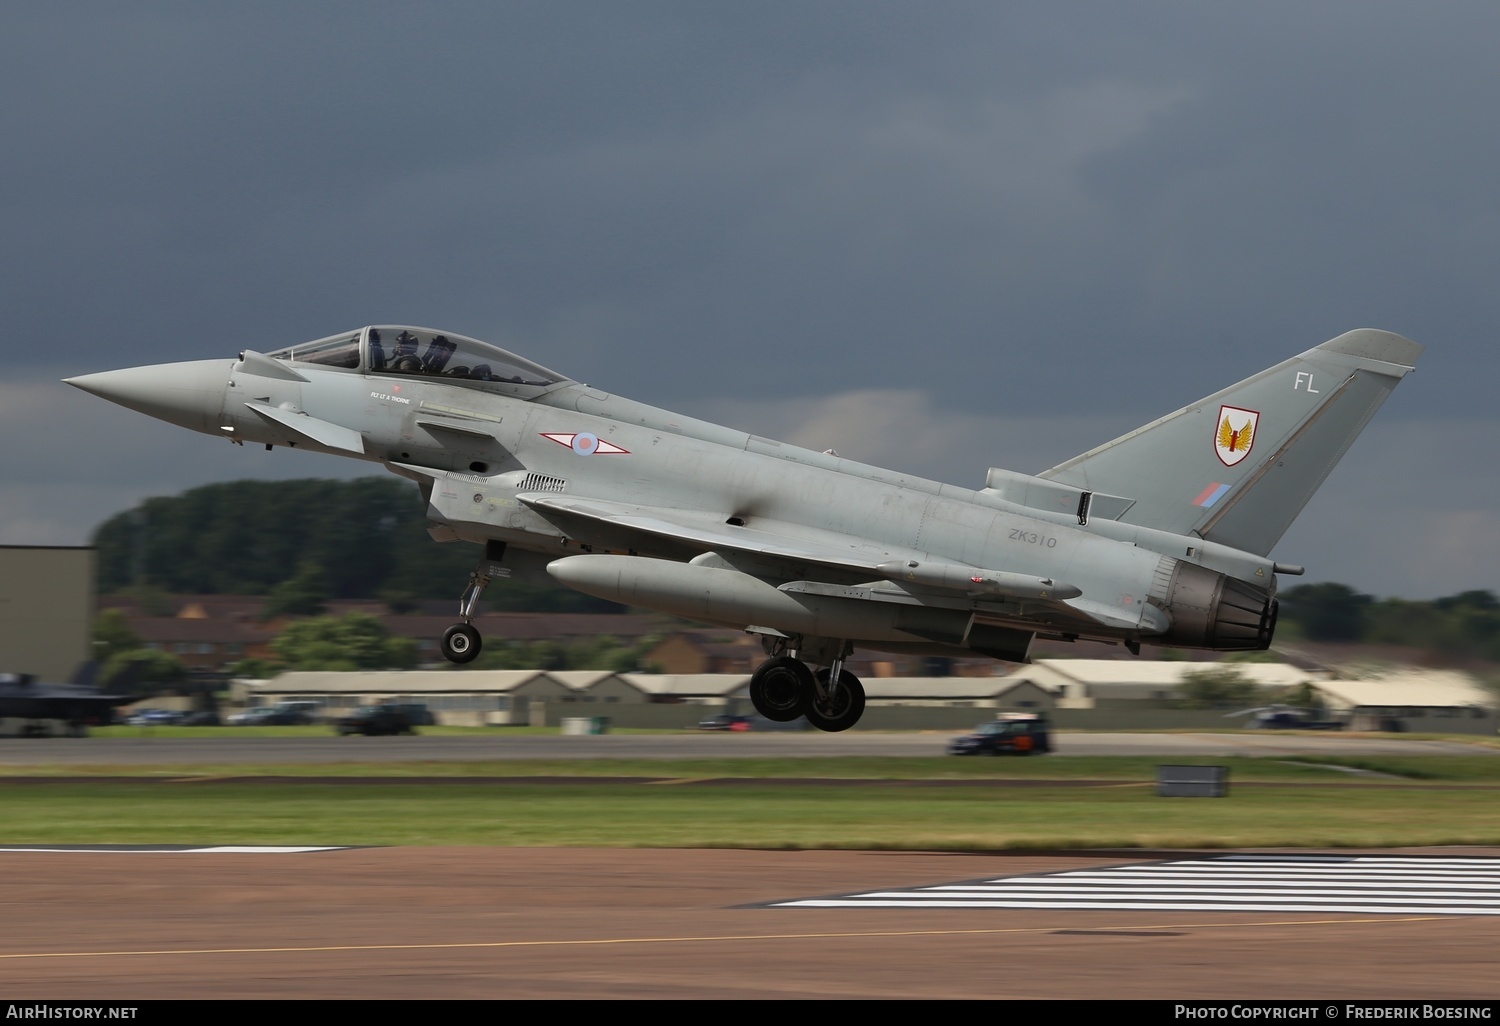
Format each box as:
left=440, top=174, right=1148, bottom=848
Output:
left=65, top=359, right=234, bottom=434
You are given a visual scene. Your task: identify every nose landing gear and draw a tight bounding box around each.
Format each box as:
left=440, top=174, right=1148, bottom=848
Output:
left=441, top=622, right=482, bottom=663
left=440, top=542, right=510, bottom=665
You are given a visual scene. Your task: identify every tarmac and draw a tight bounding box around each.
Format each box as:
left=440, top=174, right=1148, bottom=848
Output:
left=2, top=846, right=1497, bottom=999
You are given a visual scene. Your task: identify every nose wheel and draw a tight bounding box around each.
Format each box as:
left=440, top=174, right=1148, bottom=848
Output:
left=440, top=543, right=508, bottom=665
left=441, top=623, right=482, bottom=664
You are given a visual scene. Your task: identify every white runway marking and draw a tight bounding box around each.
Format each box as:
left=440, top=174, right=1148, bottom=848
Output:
left=773, top=855, right=1500, bottom=916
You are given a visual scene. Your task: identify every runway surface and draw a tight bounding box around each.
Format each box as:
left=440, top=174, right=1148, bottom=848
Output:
left=0, top=730, right=1490, bottom=765
left=1, top=847, right=1496, bottom=999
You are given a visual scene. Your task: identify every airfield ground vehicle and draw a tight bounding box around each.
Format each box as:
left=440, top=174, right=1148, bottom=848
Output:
left=388, top=702, right=435, bottom=726
left=1248, top=708, right=1345, bottom=730
left=336, top=705, right=419, bottom=736
left=698, top=713, right=752, bottom=731
left=947, top=713, right=1052, bottom=755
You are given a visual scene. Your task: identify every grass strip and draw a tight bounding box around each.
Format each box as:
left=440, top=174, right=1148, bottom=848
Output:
left=2, top=780, right=1499, bottom=850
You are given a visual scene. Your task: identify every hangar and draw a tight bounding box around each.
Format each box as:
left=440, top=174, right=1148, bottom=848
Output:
left=0, top=545, right=95, bottom=682
left=241, top=669, right=585, bottom=726
left=1300, top=671, right=1497, bottom=733
left=1007, top=659, right=1322, bottom=708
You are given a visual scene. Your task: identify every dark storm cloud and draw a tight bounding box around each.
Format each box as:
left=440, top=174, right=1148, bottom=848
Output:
left=8, top=3, right=1497, bottom=408
left=2, top=3, right=1497, bottom=594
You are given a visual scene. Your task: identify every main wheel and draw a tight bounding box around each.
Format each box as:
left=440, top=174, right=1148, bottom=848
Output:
left=441, top=623, right=482, bottom=664
left=805, top=668, right=865, bottom=732
left=749, top=656, right=813, bottom=721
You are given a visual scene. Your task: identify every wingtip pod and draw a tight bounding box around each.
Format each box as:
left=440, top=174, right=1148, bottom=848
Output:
left=1312, top=328, right=1422, bottom=369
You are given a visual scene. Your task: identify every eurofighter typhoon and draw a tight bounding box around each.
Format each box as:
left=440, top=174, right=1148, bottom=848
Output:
left=66, top=326, right=1421, bottom=730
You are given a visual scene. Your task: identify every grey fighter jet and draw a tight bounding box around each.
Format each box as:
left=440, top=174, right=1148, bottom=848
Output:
left=66, top=326, right=1421, bottom=731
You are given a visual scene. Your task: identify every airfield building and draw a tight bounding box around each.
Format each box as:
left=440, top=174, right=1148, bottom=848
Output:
left=0, top=545, right=94, bottom=682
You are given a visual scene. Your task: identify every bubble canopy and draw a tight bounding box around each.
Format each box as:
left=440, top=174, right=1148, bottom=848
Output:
left=265, top=326, right=570, bottom=396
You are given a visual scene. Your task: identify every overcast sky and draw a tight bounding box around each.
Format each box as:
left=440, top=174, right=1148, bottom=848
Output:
left=3, top=3, right=1497, bottom=599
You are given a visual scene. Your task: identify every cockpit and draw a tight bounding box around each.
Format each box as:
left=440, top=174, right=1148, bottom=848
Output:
left=265, top=326, right=569, bottom=397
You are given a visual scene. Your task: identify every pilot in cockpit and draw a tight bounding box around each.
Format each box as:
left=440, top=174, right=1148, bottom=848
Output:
left=392, top=330, right=423, bottom=373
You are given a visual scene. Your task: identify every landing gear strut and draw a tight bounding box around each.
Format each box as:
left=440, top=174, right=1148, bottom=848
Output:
left=440, top=542, right=509, bottom=664
left=747, top=638, right=866, bottom=731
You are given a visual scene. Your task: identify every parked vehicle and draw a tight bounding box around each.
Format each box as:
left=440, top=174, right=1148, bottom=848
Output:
left=126, top=707, right=183, bottom=726
left=229, top=701, right=322, bottom=726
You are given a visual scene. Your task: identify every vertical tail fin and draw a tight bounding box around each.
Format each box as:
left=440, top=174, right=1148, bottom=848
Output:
left=1039, top=329, right=1422, bottom=556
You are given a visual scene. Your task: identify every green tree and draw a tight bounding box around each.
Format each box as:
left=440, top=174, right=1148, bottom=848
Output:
left=91, top=477, right=627, bottom=611
left=467, top=634, right=660, bottom=672
left=272, top=613, right=416, bottom=671
left=100, top=648, right=188, bottom=697
left=263, top=561, right=330, bottom=619
left=1176, top=666, right=1259, bottom=709
left=1362, top=590, right=1500, bottom=661
left=1222, top=650, right=1289, bottom=664
left=226, top=657, right=284, bottom=680
left=93, top=609, right=143, bottom=664
left=1278, top=583, right=1372, bottom=642
left=94, top=608, right=191, bottom=697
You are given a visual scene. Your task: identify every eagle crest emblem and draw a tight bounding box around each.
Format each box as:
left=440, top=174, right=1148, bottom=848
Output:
left=1214, top=405, right=1259, bottom=467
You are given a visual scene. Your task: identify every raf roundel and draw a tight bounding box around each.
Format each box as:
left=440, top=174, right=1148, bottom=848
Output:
left=540, top=431, right=631, bottom=455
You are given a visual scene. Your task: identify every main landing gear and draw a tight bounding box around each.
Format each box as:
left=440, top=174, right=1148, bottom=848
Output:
left=440, top=543, right=510, bottom=664
left=748, top=640, right=866, bottom=732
